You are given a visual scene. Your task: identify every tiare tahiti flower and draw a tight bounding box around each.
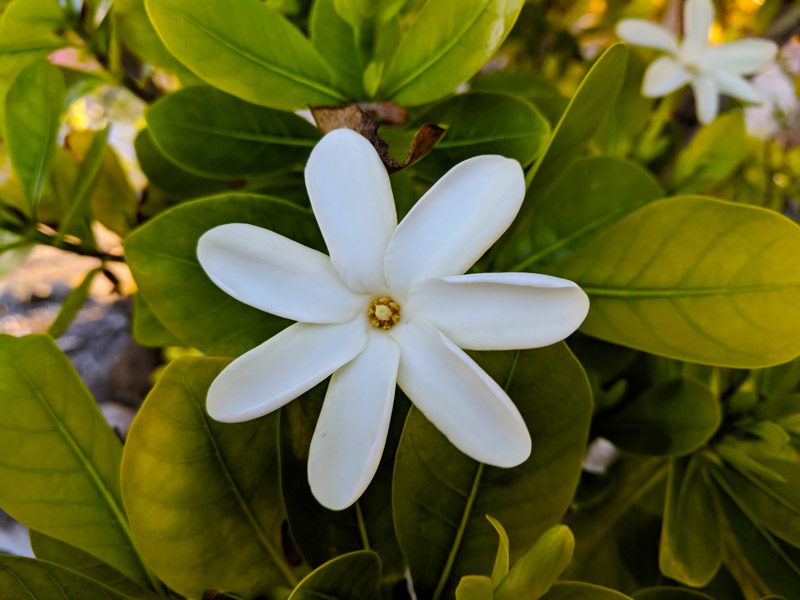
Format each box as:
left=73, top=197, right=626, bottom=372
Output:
left=196, top=129, right=589, bottom=510
left=616, top=0, right=777, bottom=124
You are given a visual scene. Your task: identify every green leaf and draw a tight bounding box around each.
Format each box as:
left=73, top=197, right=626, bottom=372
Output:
left=455, top=575, right=495, bottom=600
left=715, top=458, right=800, bottom=548
left=711, top=471, right=800, bottom=598
left=414, top=92, right=549, bottom=176
left=0, top=334, right=150, bottom=587
left=131, top=293, right=182, bottom=348
left=669, top=112, right=748, bottom=194
left=378, top=0, right=524, bottom=105
left=544, top=196, right=800, bottom=368
left=114, top=0, right=195, bottom=77
left=496, top=156, right=662, bottom=272
left=29, top=532, right=158, bottom=600
left=632, top=588, right=715, bottom=600
left=495, top=525, right=574, bottom=600
left=524, top=44, right=628, bottom=195
left=287, top=550, right=381, bottom=600
left=540, top=581, right=633, bottom=599
left=4, top=60, right=65, bottom=205
left=146, top=86, right=319, bottom=178
left=594, top=379, right=721, bottom=456
left=0, top=555, right=131, bottom=599
left=659, top=456, right=722, bottom=586
left=120, top=357, right=299, bottom=598
left=486, top=515, right=510, bottom=585
left=0, top=230, right=32, bottom=277
left=58, top=125, right=110, bottom=238
left=144, top=0, right=347, bottom=110
left=393, top=344, right=592, bottom=599
left=308, top=0, right=365, bottom=96
left=279, top=387, right=407, bottom=583
left=0, top=0, right=66, bottom=49
left=125, top=193, right=322, bottom=356
left=47, top=267, right=103, bottom=339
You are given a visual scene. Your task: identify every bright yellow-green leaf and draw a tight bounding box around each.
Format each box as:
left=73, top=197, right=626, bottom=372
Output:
left=545, top=196, right=800, bottom=368
left=486, top=515, right=510, bottom=585
left=0, top=334, right=150, bottom=586
left=145, top=0, right=347, bottom=110
left=378, top=0, right=524, bottom=105
left=455, top=575, right=495, bottom=600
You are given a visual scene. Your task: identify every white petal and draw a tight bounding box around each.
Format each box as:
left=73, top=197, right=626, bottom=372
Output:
left=712, top=70, right=762, bottom=103
left=406, top=273, right=589, bottom=351
left=683, top=0, right=713, bottom=49
left=615, top=20, right=679, bottom=53
left=691, top=75, right=720, bottom=124
left=207, top=319, right=367, bottom=422
left=706, top=39, right=778, bottom=74
left=642, top=56, right=693, bottom=97
left=198, top=223, right=362, bottom=323
left=308, top=333, right=399, bottom=510
left=383, top=156, right=525, bottom=294
left=305, top=129, right=397, bottom=293
left=391, top=320, right=531, bottom=467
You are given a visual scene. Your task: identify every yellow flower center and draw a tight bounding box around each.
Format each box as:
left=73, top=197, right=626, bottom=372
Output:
left=367, top=296, right=401, bottom=330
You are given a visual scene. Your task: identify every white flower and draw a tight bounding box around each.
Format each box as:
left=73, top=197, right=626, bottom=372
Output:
left=196, top=129, right=589, bottom=510
left=616, top=0, right=777, bottom=124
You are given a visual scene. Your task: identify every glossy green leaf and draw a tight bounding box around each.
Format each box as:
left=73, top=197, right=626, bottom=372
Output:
left=525, top=44, right=628, bottom=196
left=145, top=0, right=347, bottom=110
left=414, top=92, right=549, bottom=177
left=595, top=379, right=721, bottom=456
left=280, top=387, right=407, bottom=582
left=114, top=0, right=194, bottom=77
left=633, top=588, right=715, bottom=600
left=393, top=344, right=592, bottom=599
left=486, top=515, right=510, bottom=584
left=47, top=267, right=102, bottom=339
left=711, top=471, right=800, bottom=598
left=0, top=334, right=150, bottom=586
left=58, top=126, right=109, bottom=237
left=669, top=112, right=748, bottom=194
left=659, top=456, right=722, bottom=586
left=146, top=86, right=319, bottom=178
left=0, top=0, right=66, bottom=49
left=125, top=193, right=322, bottom=356
left=455, top=575, right=495, bottom=600
left=120, top=357, right=299, bottom=598
left=496, top=156, right=662, bottom=272
left=29, top=532, right=158, bottom=600
left=495, top=525, right=574, bottom=600
left=309, top=0, right=365, bottom=96
left=378, top=0, right=524, bottom=105
left=287, top=551, right=381, bottom=600
left=544, top=196, right=800, bottom=368
left=0, top=555, right=130, bottom=600
left=541, top=582, right=633, bottom=599
left=4, top=60, right=65, bottom=205
left=715, top=458, right=800, bottom=548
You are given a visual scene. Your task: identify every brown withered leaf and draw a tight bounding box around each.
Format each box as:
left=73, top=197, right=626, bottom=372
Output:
left=311, top=103, right=445, bottom=173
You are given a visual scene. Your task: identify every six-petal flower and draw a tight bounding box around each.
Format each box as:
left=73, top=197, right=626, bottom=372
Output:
left=196, top=129, right=589, bottom=510
left=616, top=0, right=777, bottom=123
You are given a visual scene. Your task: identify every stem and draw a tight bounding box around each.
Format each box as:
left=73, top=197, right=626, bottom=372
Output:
left=1, top=220, right=125, bottom=262
left=354, top=502, right=371, bottom=551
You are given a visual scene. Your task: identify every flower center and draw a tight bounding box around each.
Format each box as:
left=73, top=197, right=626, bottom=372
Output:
left=367, top=296, right=401, bottom=330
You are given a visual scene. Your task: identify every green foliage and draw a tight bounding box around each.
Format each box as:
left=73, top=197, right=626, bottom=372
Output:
left=4, top=60, right=64, bottom=206
left=287, top=551, right=381, bottom=600
left=0, top=555, right=131, bottom=599
left=121, top=357, right=299, bottom=598
left=393, top=344, right=592, bottom=599
left=545, top=197, right=800, bottom=368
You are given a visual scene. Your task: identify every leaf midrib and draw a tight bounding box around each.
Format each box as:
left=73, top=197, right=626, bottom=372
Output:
left=581, top=283, right=800, bottom=298
left=151, top=120, right=318, bottom=146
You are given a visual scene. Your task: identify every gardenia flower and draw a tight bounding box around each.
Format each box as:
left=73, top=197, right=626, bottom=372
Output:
left=196, top=129, right=589, bottom=510
left=616, top=0, right=777, bottom=124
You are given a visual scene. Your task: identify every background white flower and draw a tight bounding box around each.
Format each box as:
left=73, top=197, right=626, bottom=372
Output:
left=196, top=129, right=589, bottom=511
left=616, top=0, right=777, bottom=124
